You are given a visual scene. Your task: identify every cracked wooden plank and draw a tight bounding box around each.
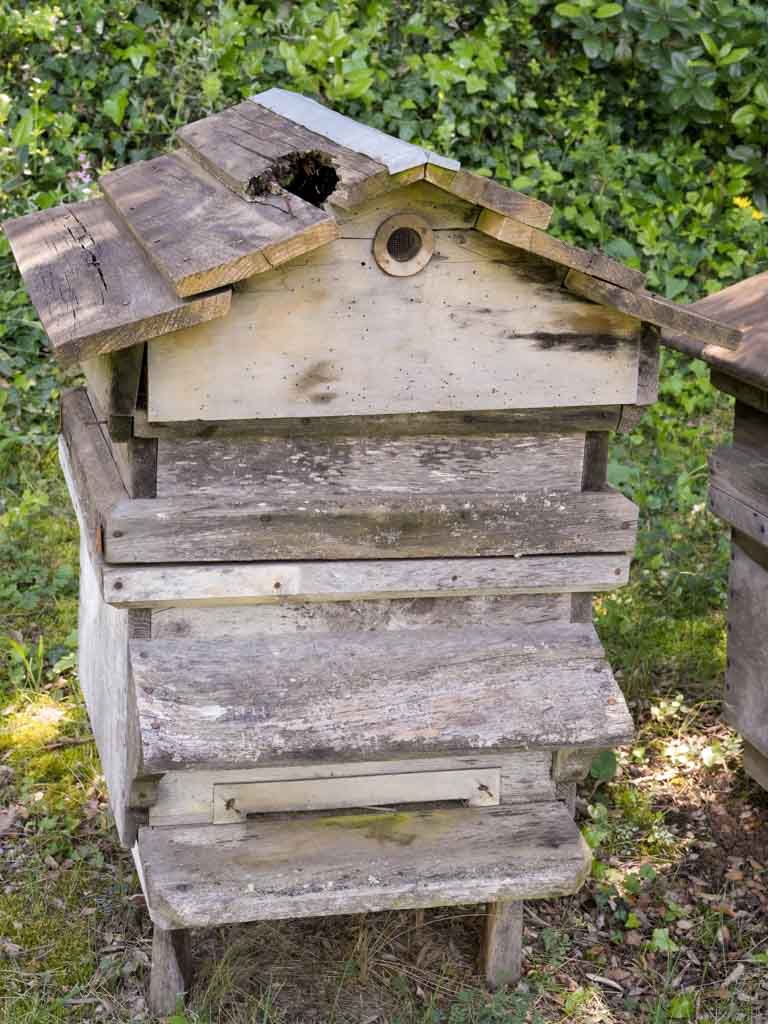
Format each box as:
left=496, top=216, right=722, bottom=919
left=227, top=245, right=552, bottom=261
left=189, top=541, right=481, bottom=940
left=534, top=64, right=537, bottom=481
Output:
left=427, top=165, right=552, bottom=230
left=178, top=101, right=394, bottom=209
left=101, top=148, right=339, bottom=297
left=138, top=802, right=591, bottom=928
left=2, top=199, right=230, bottom=366
left=130, top=623, right=633, bottom=772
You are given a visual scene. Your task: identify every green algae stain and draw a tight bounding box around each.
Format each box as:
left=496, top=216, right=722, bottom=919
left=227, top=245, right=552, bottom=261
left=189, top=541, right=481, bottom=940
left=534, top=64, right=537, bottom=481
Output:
left=315, top=811, right=417, bottom=846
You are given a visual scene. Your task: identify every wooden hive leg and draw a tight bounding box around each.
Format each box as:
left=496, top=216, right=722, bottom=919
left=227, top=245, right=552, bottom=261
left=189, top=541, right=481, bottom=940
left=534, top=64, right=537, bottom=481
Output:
left=482, top=900, right=523, bottom=989
left=148, top=926, right=192, bottom=1017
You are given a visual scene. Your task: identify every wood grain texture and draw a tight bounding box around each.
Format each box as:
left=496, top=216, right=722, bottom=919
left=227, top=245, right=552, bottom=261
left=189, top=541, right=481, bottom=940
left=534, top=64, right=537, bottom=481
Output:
left=483, top=900, right=523, bottom=989
left=636, top=326, right=661, bottom=405
left=60, top=389, right=128, bottom=564
left=475, top=209, right=645, bottom=291
left=743, top=741, right=768, bottom=791
left=709, top=486, right=768, bottom=548
left=427, top=165, right=552, bottom=230
left=332, top=180, right=477, bottom=235
left=150, top=594, right=571, bottom=640
left=212, top=767, right=501, bottom=821
left=178, top=101, right=391, bottom=209
left=147, top=229, right=642, bottom=422
left=711, top=371, right=768, bottom=413
left=566, top=270, right=743, bottom=351
left=104, top=488, right=639, bottom=564
left=662, top=270, right=768, bottom=389
left=155, top=432, right=586, bottom=498
left=148, top=928, right=191, bottom=1017
left=102, top=553, right=630, bottom=608
left=130, top=623, right=633, bottom=772
left=723, top=541, right=768, bottom=755
left=251, top=88, right=459, bottom=173
left=3, top=200, right=230, bottom=366
left=138, top=802, right=591, bottom=928
left=135, top=406, right=622, bottom=440
left=101, top=148, right=338, bottom=297
left=709, top=444, right=768, bottom=542
left=59, top=438, right=139, bottom=846
left=733, top=401, right=768, bottom=450
left=148, top=752, right=556, bottom=827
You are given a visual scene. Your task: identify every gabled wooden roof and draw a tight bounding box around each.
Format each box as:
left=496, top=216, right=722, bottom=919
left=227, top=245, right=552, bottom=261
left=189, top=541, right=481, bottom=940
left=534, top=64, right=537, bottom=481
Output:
left=3, top=87, right=743, bottom=367
left=662, top=271, right=768, bottom=389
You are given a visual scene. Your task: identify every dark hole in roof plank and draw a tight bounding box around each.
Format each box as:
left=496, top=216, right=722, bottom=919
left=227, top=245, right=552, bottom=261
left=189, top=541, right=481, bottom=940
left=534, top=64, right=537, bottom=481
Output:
left=248, top=150, right=339, bottom=207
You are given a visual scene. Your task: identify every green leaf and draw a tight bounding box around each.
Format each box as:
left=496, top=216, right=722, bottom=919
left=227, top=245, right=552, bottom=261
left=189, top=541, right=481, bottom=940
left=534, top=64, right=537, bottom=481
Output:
left=650, top=927, right=679, bottom=953
left=595, top=3, right=623, bottom=17
left=699, top=32, right=718, bottom=59
left=668, top=993, right=695, bottom=1019
left=555, top=2, right=583, bottom=16
left=694, top=86, right=719, bottom=111
left=202, top=72, right=222, bottom=104
left=754, top=82, right=768, bottom=107
left=11, top=110, right=34, bottom=149
left=102, top=89, right=129, bottom=127
left=720, top=47, right=750, bottom=65
left=582, top=37, right=602, bottom=59
left=732, top=104, right=757, bottom=127
left=590, top=750, right=617, bottom=782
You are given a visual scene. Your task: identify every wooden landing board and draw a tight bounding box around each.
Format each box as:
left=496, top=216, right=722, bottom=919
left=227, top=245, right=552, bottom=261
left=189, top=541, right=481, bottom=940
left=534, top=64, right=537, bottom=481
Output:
left=102, top=553, right=630, bottom=608
left=148, top=752, right=556, bottom=827
left=130, top=623, right=633, bottom=772
left=147, top=223, right=642, bottom=423
left=178, top=101, right=391, bottom=209
left=663, top=270, right=768, bottom=389
left=476, top=209, right=645, bottom=292
left=138, top=802, right=591, bottom=928
left=150, top=594, right=572, bottom=639
left=566, top=271, right=743, bottom=352
left=252, top=87, right=459, bottom=174
left=709, top=444, right=768, bottom=546
left=101, top=149, right=338, bottom=297
left=723, top=541, right=768, bottom=756
left=155, top=432, right=586, bottom=498
left=425, top=164, right=552, bottom=230
left=104, top=487, right=638, bottom=563
left=2, top=200, right=230, bottom=366
left=743, top=741, right=768, bottom=792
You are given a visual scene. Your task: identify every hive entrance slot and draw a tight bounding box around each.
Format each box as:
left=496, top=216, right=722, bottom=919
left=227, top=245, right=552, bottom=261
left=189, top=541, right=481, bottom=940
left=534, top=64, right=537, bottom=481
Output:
left=247, top=150, right=339, bottom=206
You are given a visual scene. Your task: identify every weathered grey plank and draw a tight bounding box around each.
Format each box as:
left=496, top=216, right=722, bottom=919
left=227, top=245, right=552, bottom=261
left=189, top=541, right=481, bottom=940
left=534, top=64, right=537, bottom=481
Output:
left=102, top=149, right=338, bottom=297
left=333, top=180, right=476, bottom=235
left=178, top=101, right=391, bottom=209
left=636, top=326, right=661, bottom=405
left=60, top=389, right=128, bottom=563
left=711, top=371, right=768, bottom=414
left=59, top=438, right=139, bottom=846
left=150, top=594, right=571, bottom=639
left=427, top=165, right=552, bottom=230
left=483, top=900, right=523, bottom=989
left=146, top=222, right=642, bottom=423
left=709, top=486, right=768, bottom=548
left=148, top=752, right=556, bottom=827
left=743, top=741, right=768, bottom=792
left=566, top=270, right=743, bottom=351
left=148, top=928, right=191, bottom=1017
left=104, top=488, right=638, bottom=564
left=102, top=554, right=630, bottom=608
left=723, top=541, right=768, bottom=755
left=251, top=88, right=459, bottom=173
left=212, top=767, right=501, bottom=821
left=476, top=209, right=643, bottom=290
left=138, top=802, right=590, bottom=928
left=3, top=200, right=230, bottom=366
left=733, top=401, right=768, bottom=450
left=155, top=432, right=586, bottom=498
left=130, top=623, right=633, bottom=772
left=134, top=406, right=623, bottom=440
left=709, top=444, right=768, bottom=539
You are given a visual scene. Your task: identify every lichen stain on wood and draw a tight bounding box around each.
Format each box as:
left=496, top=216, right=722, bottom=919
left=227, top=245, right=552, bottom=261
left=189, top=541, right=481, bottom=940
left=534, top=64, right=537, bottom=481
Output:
left=294, top=359, right=340, bottom=404
left=248, top=150, right=339, bottom=206
left=315, top=810, right=420, bottom=845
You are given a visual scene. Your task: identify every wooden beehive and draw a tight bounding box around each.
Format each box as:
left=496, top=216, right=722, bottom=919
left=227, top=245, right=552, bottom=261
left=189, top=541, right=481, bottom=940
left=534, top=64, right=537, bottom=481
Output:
left=663, top=274, right=767, bottom=792
left=3, top=89, right=743, bottom=1013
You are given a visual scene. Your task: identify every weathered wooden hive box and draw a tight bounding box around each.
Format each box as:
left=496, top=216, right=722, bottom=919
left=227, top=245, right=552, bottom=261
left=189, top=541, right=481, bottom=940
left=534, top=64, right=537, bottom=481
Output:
left=664, top=274, right=767, bottom=792
left=4, top=89, right=742, bottom=1010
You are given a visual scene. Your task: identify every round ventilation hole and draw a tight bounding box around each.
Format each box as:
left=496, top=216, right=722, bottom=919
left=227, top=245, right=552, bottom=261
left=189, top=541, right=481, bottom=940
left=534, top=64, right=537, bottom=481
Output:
left=373, top=214, right=434, bottom=277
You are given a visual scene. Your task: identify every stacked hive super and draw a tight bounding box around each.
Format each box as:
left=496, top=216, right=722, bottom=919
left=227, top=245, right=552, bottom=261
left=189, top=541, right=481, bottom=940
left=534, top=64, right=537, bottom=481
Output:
left=4, top=90, right=742, bottom=1013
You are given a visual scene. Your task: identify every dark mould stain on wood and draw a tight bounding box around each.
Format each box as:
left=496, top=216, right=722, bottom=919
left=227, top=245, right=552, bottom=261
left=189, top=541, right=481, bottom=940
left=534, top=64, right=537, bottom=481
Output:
left=247, top=150, right=339, bottom=206
left=525, top=332, right=624, bottom=353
